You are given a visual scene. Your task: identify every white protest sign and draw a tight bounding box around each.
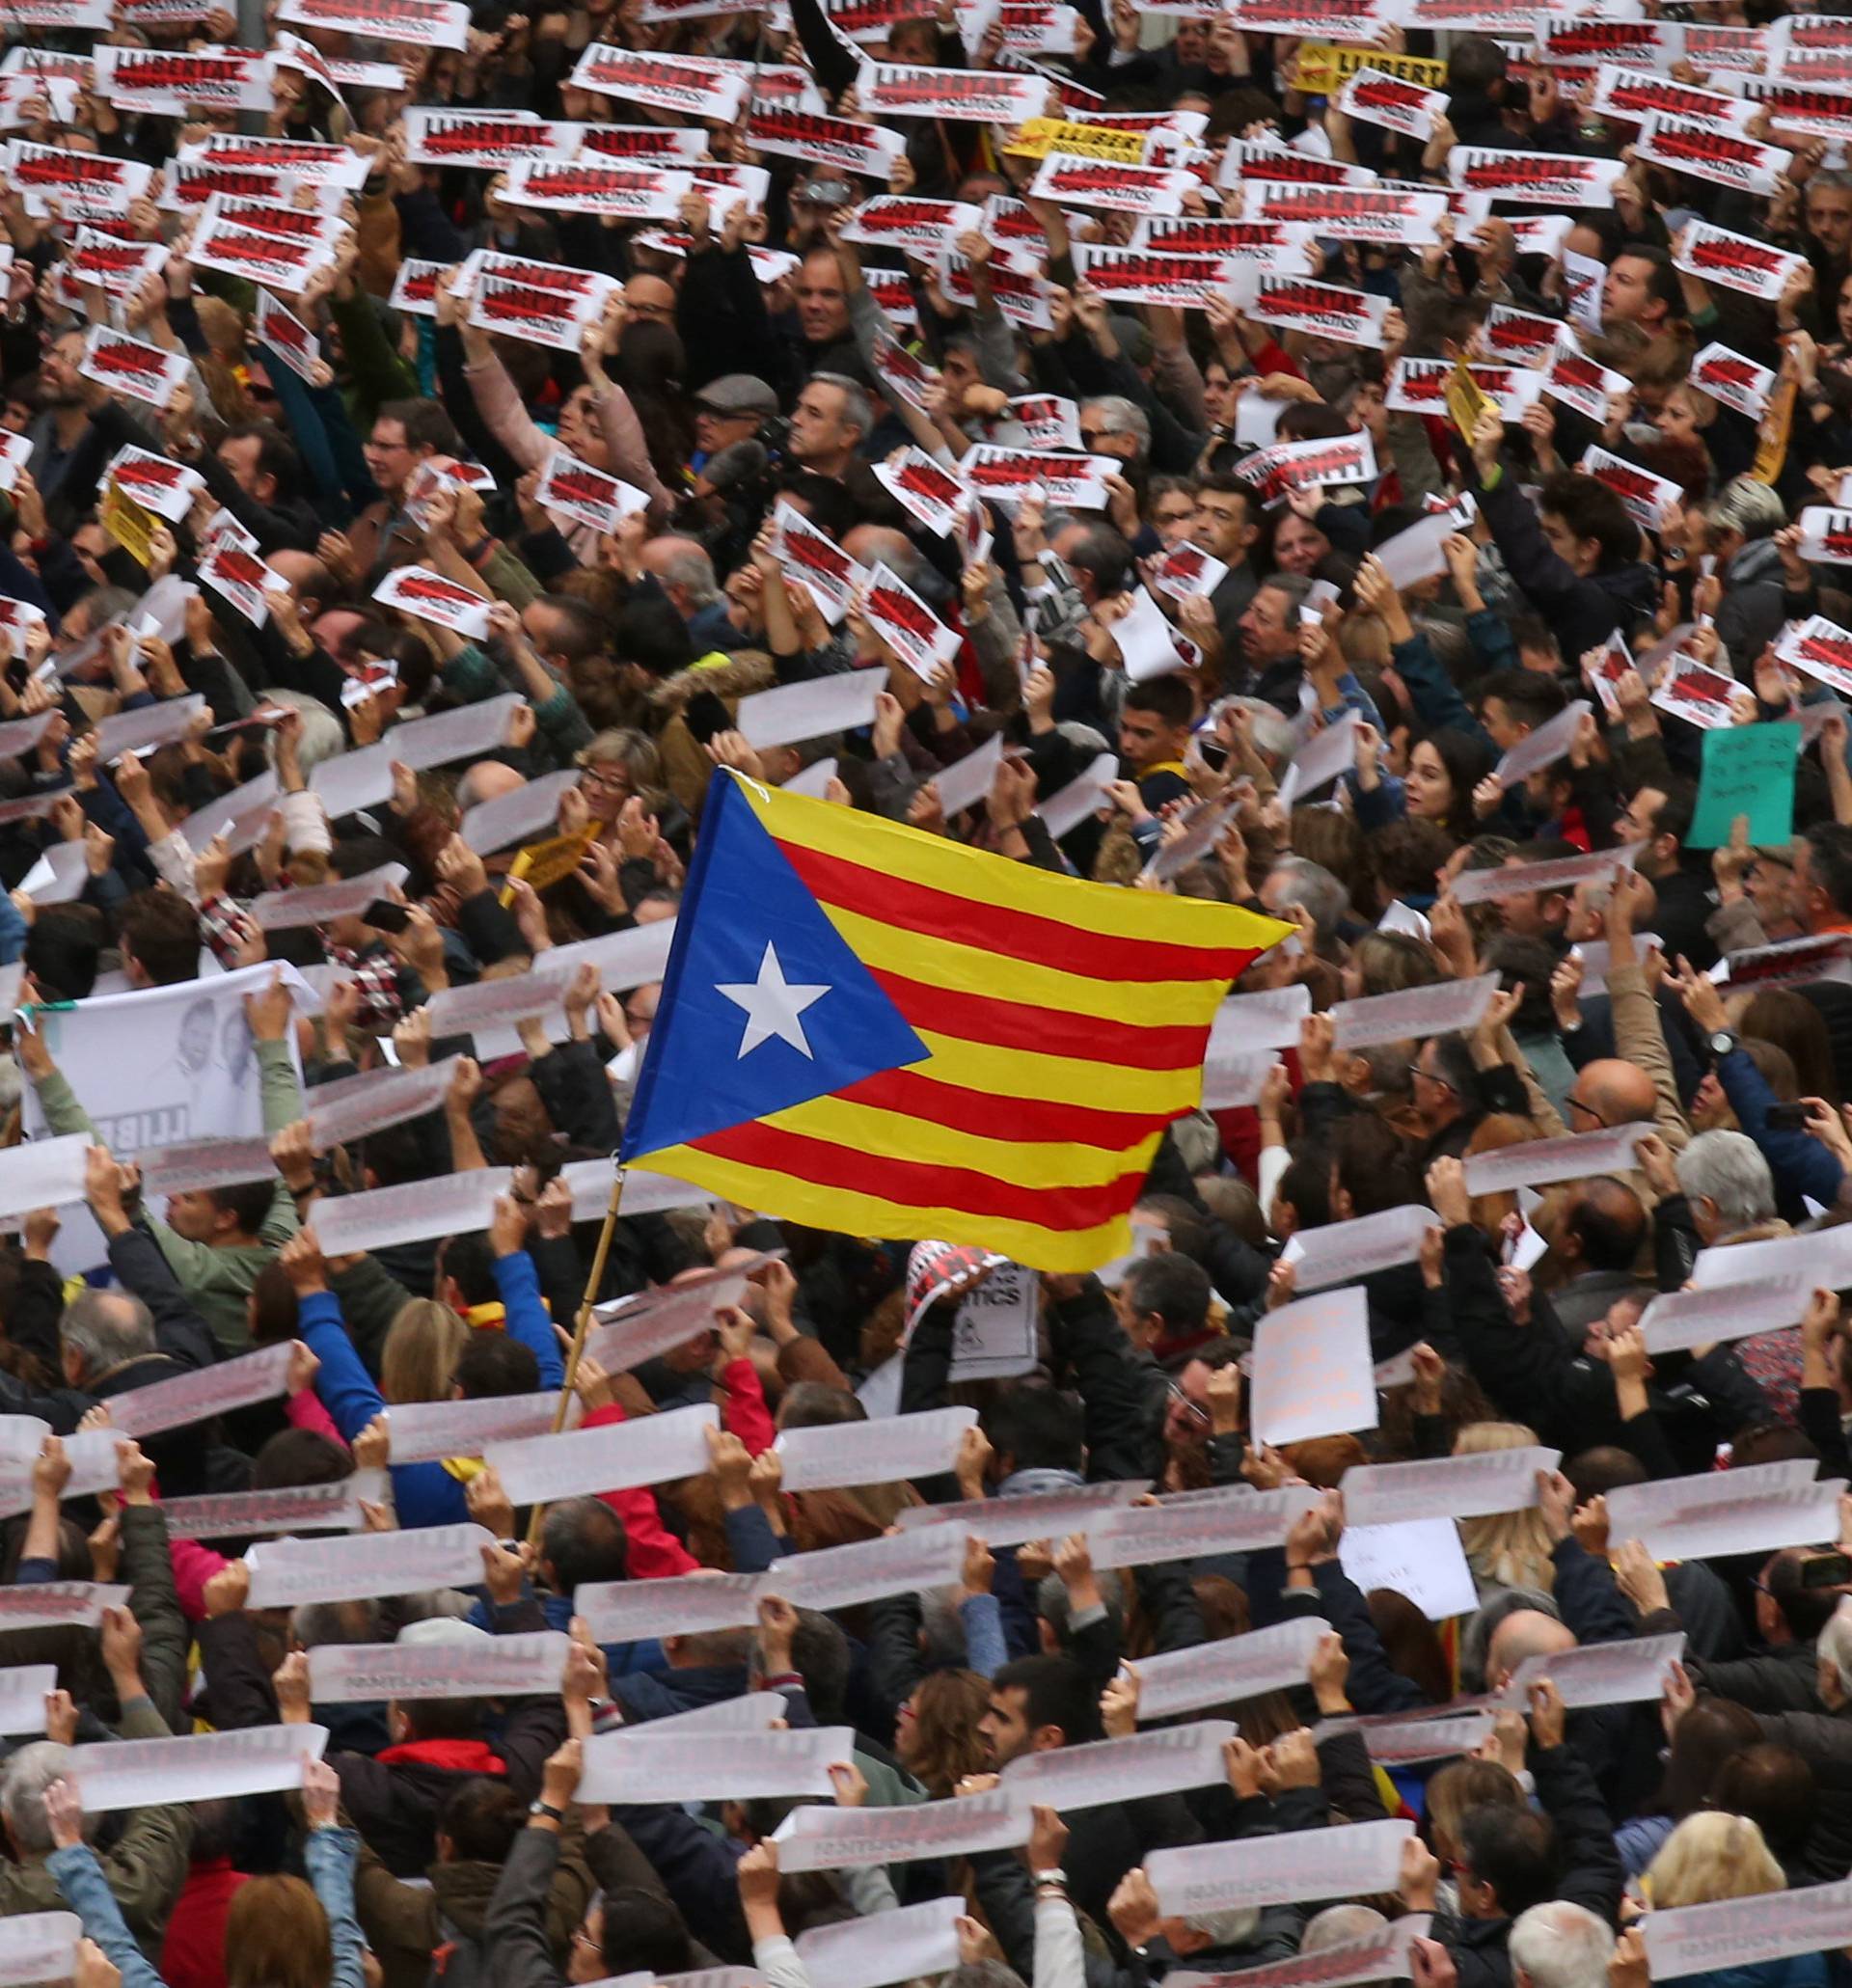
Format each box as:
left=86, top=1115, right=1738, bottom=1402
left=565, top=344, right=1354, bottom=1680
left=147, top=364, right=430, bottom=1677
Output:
left=610, top=1697, right=785, bottom=1739
left=1606, top=1459, right=1844, bottom=1562
left=1644, top=1876, right=1852, bottom=1979
left=1328, top=972, right=1499, bottom=1050
left=950, top=1260, right=1040, bottom=1382
left=312, top=1169, right=513, bottom=1258
left=1342, top=1447, right=1559, bottom=1528
left=1132, top=1617, right=1329, bottom=1720
left=485, top=1404, right=719, bottom=1506
left=0, top=1134, right=88, bottom=1221
left=1569, top=937, right=1663, bottom=995
left=1640, top=1278, right=1814, bottom=1356
left=108, top=1340, right=295, bottom=1438
left=1149, top=1817, right=1412, bottom=1915
left=1462, top=1124, right=1651, bottom=1193
left=1278, top=711, right=1361, bottom=806
left=575, top=1571, right=766, bottom=1644
left=738, top=671, right=884, bottom=752
left=773, top=1788, right=1031, bottom=1871
left=68, top=1725, right=329, bottom=1811
left=305, top=1058, right=459, bottom=1148
left=1690, top=1225, right=1852, bottom=1292
left=1282, top=1204, right=1438, bottom=1291
left=1353, top=1713, right=1496, bottom=1762
left=1251, top=1288, right=1376, bottom=1446
left=1507, top=1630, right=1685, bottom=1708
left=0, top=1418, right=48, bottom=1467
left=18, top=962, right=314, bottom=1157
left=1208, top=983, right=1312, bottom=1055
left=245, top=1525, right=495, bottom=1608
left=891, top=1478, right=1150, bottom=1548
left=310, top=694, right=525, bottom=819
left=774, top=1406, right=975, bottom=1493
left=793, top=1897, right=964, bottom=1988
left=1091, top=1486, right=1322, bottom=1570
left=1375, top=499, right=1477, bottom=591
left=1001, top=1721, right=1237, bottom=1811
left=160, top=1480, right=368, bottom=1542
left=766, top=1526, right=969, bottom=1613
left=932, top=735, right=1007, bottom=818
left=1167, top=1917, right=1430, bottom=1988
left=385, top=1390, right=571, bottom=1463
left=1037, top=751, right=1118, bottom=840
left=0, top=1666, right=55, bottom=1733
left=1494, top=699, right=1594, bottom=789
left=579, top=1725, right=858, bottom=1802
left=1340, top=1517, right=1478, bottom=1620
left=584, top=1268, right=750, bottom=1373
left=0, top=1583, right=128, bottom=1629
left=248, top=863, right=408, bottom=931
left=308, top=1631, right=570, bottom=1702
left=1450, top=844, right=1642, bottom=905
left=459, top=768, right=581, bottom=857
left=0, top=1915, right=79, bottom=1985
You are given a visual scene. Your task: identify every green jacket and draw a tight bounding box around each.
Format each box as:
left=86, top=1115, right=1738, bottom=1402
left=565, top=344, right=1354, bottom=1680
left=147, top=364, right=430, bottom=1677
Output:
left=4, top=1693, right=193, bottom=1962
left=39, top=1039, right=304, bottom=1353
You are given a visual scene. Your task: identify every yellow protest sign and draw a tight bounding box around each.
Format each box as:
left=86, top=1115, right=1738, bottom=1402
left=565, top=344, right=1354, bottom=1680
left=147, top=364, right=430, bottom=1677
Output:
left=499, top=823, right=601, bottom=905
left=1445, top=357, right=1494, bottom=447
left=1289, top=41, right=1449, bottom=95
left=101, top=478, right=156, bottom=568
left=1751, top=377, right=1796, bottom=486
left=1002, top=118, right=1148, bottom=164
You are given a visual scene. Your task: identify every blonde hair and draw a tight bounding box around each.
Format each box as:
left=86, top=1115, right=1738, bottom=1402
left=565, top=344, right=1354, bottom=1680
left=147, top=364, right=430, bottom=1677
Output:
left=1646, top=1812, right=1784, bottom=1910
left=1456, top=1422, right=1556, bottom=1594
left=380, top=1299, right=470, bottom=1405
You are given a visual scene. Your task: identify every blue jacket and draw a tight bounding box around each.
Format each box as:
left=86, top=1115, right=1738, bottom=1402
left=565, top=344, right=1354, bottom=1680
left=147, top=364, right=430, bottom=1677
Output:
left=300, top=1253, right=564, bottom=1530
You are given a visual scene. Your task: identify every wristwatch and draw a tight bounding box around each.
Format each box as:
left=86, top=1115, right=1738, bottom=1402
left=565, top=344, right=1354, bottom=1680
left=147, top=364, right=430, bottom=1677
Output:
left=529, top=1800, right=564, bottom=1822
left=1708, top=1028, right=1740, bottom=1058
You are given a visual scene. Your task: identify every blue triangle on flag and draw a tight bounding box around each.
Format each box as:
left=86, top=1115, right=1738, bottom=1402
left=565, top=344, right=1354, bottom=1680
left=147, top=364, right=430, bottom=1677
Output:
left=619, top=773, right=930, bottom=1161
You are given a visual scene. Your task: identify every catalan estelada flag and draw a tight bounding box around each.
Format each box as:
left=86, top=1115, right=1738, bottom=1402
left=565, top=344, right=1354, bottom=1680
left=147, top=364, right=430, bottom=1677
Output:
left=618, top=769, right=1293, bottom=1271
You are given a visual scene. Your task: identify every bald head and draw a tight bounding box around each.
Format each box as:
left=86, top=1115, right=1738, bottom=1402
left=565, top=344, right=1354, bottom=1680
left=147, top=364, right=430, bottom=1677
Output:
left=1563, top=1177, right=1646, bottom=1274
left=457, top=760, right=526, bottom=812
left=1488, top=1609, right=1576, bottom=1689
left=1568, top=1059, right=1655, bottom=1132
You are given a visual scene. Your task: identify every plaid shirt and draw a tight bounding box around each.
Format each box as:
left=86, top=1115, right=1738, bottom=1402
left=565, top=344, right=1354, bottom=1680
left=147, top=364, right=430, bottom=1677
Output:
left=198, top=895, right=405, bottom=1028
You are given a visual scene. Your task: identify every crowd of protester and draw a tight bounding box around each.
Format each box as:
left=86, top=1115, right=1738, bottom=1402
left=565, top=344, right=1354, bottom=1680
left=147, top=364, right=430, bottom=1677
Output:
left=15, top=7, right=1852, bottom=1988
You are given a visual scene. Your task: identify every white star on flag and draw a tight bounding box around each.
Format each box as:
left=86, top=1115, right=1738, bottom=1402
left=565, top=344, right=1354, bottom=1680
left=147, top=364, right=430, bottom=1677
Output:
left=716, top=941, right=831, bottom=1060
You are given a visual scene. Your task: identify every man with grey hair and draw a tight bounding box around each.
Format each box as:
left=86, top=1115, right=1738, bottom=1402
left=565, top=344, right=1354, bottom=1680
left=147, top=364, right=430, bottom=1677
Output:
left=1081, top=395, right=1151, bottom=465
left=1261, top=857, right=1349, bottom=956
left=0, top=1602, right=192, bottom=1955
left=1674, top=1130, right=1780, bottom=1245
left=789, top=371, right=872, bottom=481
left=1236, top=572, right=1317, bottom=713
left=1509, top=1901, right=1614, bottom=1988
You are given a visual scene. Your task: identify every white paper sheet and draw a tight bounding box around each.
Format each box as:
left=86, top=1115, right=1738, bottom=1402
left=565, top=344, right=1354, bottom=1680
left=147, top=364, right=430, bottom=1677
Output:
left=313, top=1169, right=514, bottom=1257
left=1281, top=1204, right=1439, bottom=1292
left=1341, top=1447, right=1559, bottom=1529
left=308, top=1632, right=570, bottom=1702
left=1132, top=1617, right=1329, bottom=1720
left=1643, top=1876, right=1852, bottom=1979
left=578, top=1724, right=858, bottom=1802
left=773, top=1787, right=1031, bottom=1870
left=1506, top=1629, right=1685, bottom=1708
left=1328, top=972, right=1500, bottom=1050
left=1150, top=1817, right=1411, bottom=1915
left=385, top=1391, right=571, bottom=1464
left=1250, top=1288, right=1377, bottom=1446
left=1339, top=1517, right=1478, bottom=1620
left=1462, top=1124, right=1651, bottom=1194
left=68, top=1724, right=329, bottom=1811
left=574, top=1570, right=766, bottom=1644
left=774, top=1407, right=976, bottom=1493
left=245, top=1525, right=495, bottom=1608
left=108, top=1341, right=295, bottom=1438
left=0, top=1665, right=55, bottom=1734
left=792, top=1897, right=964, bottom=1988
left=892, top=1479, right=1150, bottom=1548
left=764, top=1524, right=967, bottom=1612
left=1001, top=1721, right=1238, bottom=1811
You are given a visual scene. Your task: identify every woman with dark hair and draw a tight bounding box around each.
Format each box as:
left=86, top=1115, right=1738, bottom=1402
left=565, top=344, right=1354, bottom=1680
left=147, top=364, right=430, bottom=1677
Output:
left=612, top=319, right=695, bottom=493
left=1617, top=1692, right=1760, bottom=1877
left=1354, top=724, right=1494, bottom=848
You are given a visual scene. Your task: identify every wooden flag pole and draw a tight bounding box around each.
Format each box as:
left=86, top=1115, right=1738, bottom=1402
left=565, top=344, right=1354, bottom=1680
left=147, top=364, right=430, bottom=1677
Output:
left=525, top=1159, right=627, bottom=1549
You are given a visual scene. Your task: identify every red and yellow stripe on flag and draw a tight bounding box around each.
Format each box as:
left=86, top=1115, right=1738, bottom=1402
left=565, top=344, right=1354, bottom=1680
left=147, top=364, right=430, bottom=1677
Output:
left=631, top=776, right=1292, bottom=1271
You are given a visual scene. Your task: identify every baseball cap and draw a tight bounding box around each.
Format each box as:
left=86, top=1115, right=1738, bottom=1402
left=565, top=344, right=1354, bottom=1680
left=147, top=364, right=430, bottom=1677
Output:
left=696, top=374, right=779, bottom=419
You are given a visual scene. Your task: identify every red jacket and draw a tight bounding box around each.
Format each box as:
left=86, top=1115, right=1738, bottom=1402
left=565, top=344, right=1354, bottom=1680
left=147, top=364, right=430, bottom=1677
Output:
left=160, top=1860, right=251, bottom=1988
